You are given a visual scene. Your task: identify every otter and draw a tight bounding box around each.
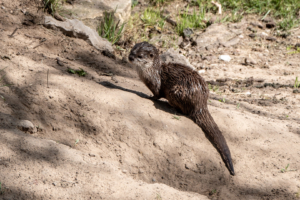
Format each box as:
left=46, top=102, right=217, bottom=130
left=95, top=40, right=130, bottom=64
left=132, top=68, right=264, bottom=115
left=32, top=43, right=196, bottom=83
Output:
left=128, top=42, right=235, bottom=176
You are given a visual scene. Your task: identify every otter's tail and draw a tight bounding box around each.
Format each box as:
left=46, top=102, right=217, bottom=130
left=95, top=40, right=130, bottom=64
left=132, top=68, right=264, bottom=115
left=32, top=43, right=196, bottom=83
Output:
left=192, top=107, right=235, bottom=176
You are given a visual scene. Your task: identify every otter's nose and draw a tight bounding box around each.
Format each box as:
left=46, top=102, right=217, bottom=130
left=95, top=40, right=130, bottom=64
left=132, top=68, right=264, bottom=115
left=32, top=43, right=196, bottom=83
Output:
left=128, top=55, right=134, bottom=62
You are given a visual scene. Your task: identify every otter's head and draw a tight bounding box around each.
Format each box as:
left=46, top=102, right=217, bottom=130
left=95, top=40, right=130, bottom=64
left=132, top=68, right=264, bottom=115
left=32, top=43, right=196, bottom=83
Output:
left=128, top=42, right=160, bottom=70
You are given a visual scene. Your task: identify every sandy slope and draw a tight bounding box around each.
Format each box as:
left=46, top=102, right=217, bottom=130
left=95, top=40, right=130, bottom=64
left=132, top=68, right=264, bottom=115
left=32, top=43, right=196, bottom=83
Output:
left=0, top=0, right=300, bottom=199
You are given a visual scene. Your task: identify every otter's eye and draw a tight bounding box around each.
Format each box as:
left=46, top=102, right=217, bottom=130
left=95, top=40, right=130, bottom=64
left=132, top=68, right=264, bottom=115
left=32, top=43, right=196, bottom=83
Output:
left=150, top=54, right=154, bottom=58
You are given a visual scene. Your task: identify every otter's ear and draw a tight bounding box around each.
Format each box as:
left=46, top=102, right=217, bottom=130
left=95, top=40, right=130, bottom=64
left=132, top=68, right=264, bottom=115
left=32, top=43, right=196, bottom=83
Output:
left=150, top=54, right=154, bottom=58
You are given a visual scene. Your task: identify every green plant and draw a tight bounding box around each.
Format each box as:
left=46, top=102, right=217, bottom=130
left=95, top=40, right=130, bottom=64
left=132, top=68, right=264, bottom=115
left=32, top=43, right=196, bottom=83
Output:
left=150, top=0, right=173, bottom=6
left=43, top=0, right=64, bottom=14
left=281, top=163, right=289, bottom=173
left=98, top=8, right=125, bottom=44
left=75, top=139, right=79, bottom=145
left=190, top=0, right=300, bottom=31
left=132, top=0, right=138, bottom=8
left=176, top=6, right=206, bottom=36
left=67, top=68, right=87, bottom=76
left=155, top=193, right=162, bottom=200
left=173, top=115, right=180, bottom=120
left=294, top=77, right=300, bottom=89
left=141, top=8, right=166, bottom=30
left=287, top=47, right=300, bottom=54
left=237, top=103, right=240, bottom=109
left=219, top=98, right=226, bottom=103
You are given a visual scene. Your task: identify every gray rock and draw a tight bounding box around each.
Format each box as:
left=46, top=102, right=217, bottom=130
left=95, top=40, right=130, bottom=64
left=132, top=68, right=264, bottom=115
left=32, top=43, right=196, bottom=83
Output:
left=17, top=120, right=36, bottom=134
left=195, top=24, right=239, bottom=49
left=266, top=36, right=276, bottom=41
left=44, top=16, right=114, bottom=54
left=250, top=22, right=264, bottom=29
left=220, top=37, right=240, bottom=47
left=244, top=57, right=257, bottom=66
left=61, top=0, right=131, bottom=29
left=183, top=28, right=193, bottom=38
left=160, top=49, right=195, bottom=70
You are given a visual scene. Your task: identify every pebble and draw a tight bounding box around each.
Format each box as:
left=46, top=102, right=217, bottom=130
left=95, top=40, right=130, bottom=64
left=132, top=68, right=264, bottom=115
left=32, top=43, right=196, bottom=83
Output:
left=293, top=89, right=300, bottom=94
left=1, top=6, right=5, bottom=9
left=244, top=57, right=257, bottom=66
left=183, top=28, right=193, bottom=38
left=17, top=120, right=37, bottom=134
left=219, top=55, right=231, bottom=62
left=266, top=36, right=276, bottom=41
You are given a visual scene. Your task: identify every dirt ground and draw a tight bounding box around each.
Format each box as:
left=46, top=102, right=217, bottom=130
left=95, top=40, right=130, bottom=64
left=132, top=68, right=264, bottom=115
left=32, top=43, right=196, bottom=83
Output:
left=0, top=0, right=300, bottom=199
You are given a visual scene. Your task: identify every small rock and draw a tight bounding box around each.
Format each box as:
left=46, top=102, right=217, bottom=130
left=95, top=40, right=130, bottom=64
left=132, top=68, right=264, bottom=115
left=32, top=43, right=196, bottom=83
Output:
left=17, top=120, right=37, bottom=134
left=249, top=33, right=257, bottom=38
left=262, top=17, right=275, bottom=24
left=152, top=178, right=156, bottom=182
left=183, top=28, right=194, bottom=38
left=221, top=37, right=240, bottom=47
left=44, top=16, right=114, bottom=53
left=247, top=26, right=257, bottom=33
left=293, top=89, right=300, bottom=94
left=261, top=32, right=268, bottom=37
left=266, top=36, right=276, bottom=41
left=160, top=48, right=195, bottom=70
left=198, top=69, right=205, bottom=74
left=88, top=153, right=96, bottom=157
left=185, top=163, right=191, bottom=169
left=1, top=6, right=5, bottom=9
left=250, top=22, right=264, bottom=29
left=177, top=36, right=183, bottom=46
left=52, top=182, right=57, bottom=186
left=295, top=43, right=300, bottom=48
left=122, top=169, right=127, bottom=173
left=179, top=39, right=190, bottom=49
left=244, top=57, right=257, bottom=66
left=219, top=55, right=231, bottom=62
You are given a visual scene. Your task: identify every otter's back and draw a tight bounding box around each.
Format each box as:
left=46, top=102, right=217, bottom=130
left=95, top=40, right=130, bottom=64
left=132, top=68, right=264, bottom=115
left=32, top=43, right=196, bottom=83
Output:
left=160, top=63, right=209, bottom=115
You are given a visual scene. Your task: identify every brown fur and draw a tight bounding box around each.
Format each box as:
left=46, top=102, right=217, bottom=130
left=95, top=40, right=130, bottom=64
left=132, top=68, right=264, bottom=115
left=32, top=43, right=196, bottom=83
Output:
left=129, top=42, right=235, bottom=175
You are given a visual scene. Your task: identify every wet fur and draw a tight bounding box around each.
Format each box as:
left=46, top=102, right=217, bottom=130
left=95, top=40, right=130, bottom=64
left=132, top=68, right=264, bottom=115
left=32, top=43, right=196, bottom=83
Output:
left=129, top=42, right=235, bottom=175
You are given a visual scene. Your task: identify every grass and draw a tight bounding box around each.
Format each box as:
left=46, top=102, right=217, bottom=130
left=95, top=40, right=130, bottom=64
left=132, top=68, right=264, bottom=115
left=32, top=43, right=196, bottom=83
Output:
left=287, top=46, right=300, bottom=54
left=281, top=163, right=290, bottom=173
left=190, top=0, right=300, bottom=30
left=294, top=77, right=300, bottom=89
left=98, top=8, right=125, bottom=45
left=173, top=115, right=180, bottom=120
left=67, top=68, right=87, bottom=76
left=150, top=0, right=173, bottom=6
left=219, top=98, right=226, bottom=103
left=141, top=8, right=166, bottom=30
left=176, top=6, right=206, bottom=36
left=43, top=0, right=65, bottom=14
left=132, top=0, right=138, bottom=8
